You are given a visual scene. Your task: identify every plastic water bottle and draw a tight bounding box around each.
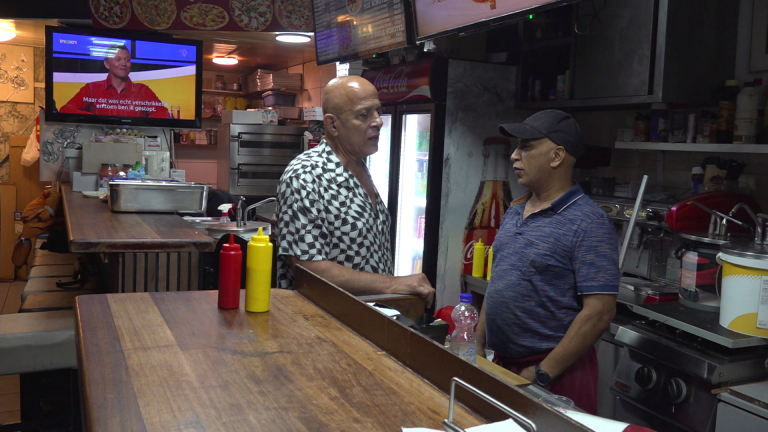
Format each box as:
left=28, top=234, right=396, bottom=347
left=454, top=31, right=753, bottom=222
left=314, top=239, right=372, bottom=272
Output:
left=451, top=293, right=478, bottom=363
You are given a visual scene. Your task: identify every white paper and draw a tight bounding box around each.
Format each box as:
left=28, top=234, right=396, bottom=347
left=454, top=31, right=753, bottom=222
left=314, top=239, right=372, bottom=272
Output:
left=402, top=419, right=525, bottom=432
left=756, top=276, right=768, bottom=329
left=367, top=302, right=400, bottom=318
left=565, top=410, right=629, bottom=432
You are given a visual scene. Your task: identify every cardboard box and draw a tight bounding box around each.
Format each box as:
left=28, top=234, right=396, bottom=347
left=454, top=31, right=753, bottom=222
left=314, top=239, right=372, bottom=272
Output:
left=0, top=183, right=17, bottom=281
left=303, top=106, right=323, bottom=121
left=9, top=136, right=50, bottom=213
left=222, top=109, right=278, bottom=125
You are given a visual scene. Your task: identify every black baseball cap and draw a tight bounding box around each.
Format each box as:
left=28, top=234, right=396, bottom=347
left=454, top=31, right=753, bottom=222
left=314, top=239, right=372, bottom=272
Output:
left=499, top=110, right=584, bottom=158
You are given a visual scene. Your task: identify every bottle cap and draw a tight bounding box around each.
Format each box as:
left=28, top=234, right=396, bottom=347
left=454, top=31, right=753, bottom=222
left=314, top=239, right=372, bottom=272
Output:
left=222, top=233, right=240, bottom=252
left=460, top=293, right=473, bottom=303
left=475, top=238, right=484, bottom=247
left=251, top=227, right=269, bottom=243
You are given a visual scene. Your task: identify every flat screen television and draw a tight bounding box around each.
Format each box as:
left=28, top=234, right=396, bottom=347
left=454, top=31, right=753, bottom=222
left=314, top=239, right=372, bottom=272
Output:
left=45, top=26, right=203, bottom=129
left=414, top=0, right=578, bottom=42
left=312, top=0, right=411, bottom=66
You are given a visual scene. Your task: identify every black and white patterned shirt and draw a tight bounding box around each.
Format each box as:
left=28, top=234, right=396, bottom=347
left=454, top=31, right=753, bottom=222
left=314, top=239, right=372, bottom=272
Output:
left=276, top=140, right=393, bottom=289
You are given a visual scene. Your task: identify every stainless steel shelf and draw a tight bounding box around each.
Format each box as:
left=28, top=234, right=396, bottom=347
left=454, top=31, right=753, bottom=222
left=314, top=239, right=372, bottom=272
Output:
left=202, top=89, right=245, bottom=96
left=462, top=274, right=488, bottom=298
left=615, top=142, right=768, bottom=153
left=627, top=302, right=768, bottom=349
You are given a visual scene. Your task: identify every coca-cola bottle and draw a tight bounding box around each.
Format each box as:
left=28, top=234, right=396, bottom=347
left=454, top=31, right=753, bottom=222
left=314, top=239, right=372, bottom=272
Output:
left=462, top=137, right=513, bottom=276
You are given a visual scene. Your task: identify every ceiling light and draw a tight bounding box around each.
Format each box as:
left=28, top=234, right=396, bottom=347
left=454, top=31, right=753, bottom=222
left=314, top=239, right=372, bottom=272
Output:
left=212, top=56, right=238, bottom=65
left=276, top=33, right=311, bottom=43
left=0, top=21, right=16, bottom=43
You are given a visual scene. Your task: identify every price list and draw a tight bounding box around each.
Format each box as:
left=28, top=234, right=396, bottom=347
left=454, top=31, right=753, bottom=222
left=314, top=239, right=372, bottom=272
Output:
left=313, top=0, right=408, bottom=65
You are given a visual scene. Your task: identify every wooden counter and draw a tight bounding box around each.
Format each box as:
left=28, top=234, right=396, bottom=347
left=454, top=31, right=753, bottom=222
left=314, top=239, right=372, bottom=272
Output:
left=75, top=289, right=483, bottom=431
left=61, top=184, right=215, bottom=253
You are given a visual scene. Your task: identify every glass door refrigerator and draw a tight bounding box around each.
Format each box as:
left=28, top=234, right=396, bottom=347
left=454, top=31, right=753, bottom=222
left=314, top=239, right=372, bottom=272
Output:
left=366, top=103, right=445, bottom=286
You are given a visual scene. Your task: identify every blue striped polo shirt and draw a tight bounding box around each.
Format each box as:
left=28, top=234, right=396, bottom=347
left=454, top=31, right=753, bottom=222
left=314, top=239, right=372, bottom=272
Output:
left=485, top=183, right=619, bottom=359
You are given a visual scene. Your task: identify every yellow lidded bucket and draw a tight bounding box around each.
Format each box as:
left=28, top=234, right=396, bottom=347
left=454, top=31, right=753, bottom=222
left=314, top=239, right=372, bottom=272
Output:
left=718, top=242, right=768, bottom=337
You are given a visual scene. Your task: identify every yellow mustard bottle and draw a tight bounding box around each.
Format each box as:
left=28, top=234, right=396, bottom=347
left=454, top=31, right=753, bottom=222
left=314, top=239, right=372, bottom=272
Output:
left=472, top=238, right=485, bottom=278
left=487, top=245, right=493, bottom=281
left=245, top=227, right=272, bottom=313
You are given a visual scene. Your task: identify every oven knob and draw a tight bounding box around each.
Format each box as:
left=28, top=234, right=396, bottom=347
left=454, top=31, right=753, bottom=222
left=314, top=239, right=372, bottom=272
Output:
left=634, top=366, right=657, bottom=390
left=662, top=378, right=687, bottom=404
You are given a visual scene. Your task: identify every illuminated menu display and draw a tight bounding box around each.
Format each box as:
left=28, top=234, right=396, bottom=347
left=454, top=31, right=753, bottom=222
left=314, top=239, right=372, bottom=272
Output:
left=414, top=0, right=560, bottom=40
left=313, top=0, right=409, bottom=65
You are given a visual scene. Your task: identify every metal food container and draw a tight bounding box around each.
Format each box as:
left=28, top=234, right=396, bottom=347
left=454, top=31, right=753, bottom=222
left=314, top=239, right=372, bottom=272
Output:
left=108, top=180, right=210, bottom=213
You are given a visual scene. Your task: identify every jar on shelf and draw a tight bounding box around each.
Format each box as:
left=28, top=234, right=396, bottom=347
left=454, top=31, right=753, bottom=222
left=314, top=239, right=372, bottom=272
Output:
left=649, top=103, right=668, bottom=142
left=214, top=74, right=225, bottom=90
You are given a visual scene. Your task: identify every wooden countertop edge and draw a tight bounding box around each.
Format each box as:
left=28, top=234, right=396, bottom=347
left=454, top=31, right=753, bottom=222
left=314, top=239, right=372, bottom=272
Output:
left=294, top=265, right=590, bottom=431
left=68, top=239, right=215, bottom=253
left=476, top=356, right=530, bottom=387
left=61, top=184, right=216, bottom=253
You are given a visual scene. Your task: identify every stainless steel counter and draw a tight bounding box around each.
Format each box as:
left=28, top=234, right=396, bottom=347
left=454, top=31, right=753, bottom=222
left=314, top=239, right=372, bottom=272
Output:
left=626, top=302, right=768, bottom=349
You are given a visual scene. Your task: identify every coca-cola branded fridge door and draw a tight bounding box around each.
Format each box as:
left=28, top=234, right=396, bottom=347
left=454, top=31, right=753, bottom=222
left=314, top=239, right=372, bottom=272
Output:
left=394, top=111, right=432, bottom=277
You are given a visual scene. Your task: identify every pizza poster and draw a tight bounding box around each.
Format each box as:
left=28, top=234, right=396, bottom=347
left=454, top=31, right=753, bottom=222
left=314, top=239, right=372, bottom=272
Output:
left=313, top=0, right=408, bottom=65
left=89, top=0, right=313, bottom=32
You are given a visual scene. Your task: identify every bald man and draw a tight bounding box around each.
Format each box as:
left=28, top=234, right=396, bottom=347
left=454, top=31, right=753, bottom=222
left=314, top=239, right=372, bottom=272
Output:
left=276, top=76, right=435, bottom=307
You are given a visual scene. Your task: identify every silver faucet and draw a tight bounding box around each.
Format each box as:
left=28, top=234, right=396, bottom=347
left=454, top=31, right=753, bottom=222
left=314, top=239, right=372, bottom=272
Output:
left=235, top=196, right=246, bottom=228
left=728, top=203, right=759, bottom=243
left=688, top=201, right=752, bottom=236
left=757, top=213, right=768, bottom=245
left=244, top=197, right=277, bottom=222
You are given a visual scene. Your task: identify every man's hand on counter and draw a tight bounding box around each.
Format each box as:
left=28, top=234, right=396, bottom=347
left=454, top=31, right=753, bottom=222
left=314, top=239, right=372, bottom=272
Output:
left=518, top=365, right=537, bottom=383
left=388, top=273, right=435, bottom=308
left=289, top=258, right=435, bottom=308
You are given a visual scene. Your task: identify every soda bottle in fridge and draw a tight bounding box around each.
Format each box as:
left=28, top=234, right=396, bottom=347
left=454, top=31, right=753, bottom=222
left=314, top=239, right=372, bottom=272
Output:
left=461, top=137, right=513, bottom=276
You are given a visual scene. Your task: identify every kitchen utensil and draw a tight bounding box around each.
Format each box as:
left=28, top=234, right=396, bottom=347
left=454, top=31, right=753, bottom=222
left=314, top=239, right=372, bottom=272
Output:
left=108, top=180, right=209, bottom=213
left=619, top=175, right=649, bottom=271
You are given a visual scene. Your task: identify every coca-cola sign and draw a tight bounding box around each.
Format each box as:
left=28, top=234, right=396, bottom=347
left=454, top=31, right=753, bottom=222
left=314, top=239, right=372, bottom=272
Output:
left=362, top=59, right=433, bottom=103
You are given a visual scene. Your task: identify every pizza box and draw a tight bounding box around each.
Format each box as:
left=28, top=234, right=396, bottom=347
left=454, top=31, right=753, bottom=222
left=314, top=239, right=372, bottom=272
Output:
left=222, top=110, right=278, bottom=125
left=303, top=106, right=323, bottom=121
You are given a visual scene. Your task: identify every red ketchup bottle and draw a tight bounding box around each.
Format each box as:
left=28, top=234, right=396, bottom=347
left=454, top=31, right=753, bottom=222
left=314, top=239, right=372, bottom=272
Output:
left=218, top=234, right=242, bottom=309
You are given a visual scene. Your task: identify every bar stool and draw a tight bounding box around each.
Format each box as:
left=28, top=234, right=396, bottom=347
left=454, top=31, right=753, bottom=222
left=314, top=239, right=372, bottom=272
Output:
left=19, top=291, right=90, bottom=313
left=21, top=277, right=99, bottom=301
left=27, top=265, right=75, bottom=279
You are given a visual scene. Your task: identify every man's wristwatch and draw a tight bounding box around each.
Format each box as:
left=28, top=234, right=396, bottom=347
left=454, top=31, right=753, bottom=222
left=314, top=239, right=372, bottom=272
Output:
left=535, top=364, right=551, bottom=387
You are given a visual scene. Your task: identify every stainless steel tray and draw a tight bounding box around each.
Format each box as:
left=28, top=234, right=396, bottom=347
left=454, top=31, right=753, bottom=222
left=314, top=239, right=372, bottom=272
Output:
left=108, top=180, right=210, bottom=213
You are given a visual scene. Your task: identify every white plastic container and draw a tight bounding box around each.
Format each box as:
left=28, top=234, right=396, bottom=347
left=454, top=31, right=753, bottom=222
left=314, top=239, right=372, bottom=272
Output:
left=734, top=82, right=758, bottom=143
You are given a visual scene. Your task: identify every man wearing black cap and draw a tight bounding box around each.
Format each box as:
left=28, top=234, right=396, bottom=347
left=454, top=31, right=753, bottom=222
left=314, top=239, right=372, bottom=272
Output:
left=475, top=110, right=619, bottom=414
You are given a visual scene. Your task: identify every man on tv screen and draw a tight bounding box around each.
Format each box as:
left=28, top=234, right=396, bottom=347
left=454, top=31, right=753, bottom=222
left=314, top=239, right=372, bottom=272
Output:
left=59, top=44, right=171, bottom=118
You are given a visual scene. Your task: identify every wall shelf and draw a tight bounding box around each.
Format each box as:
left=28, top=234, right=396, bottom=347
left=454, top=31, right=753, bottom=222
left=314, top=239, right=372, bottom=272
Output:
left=202, top=89, right=245, bottom=96
left=615, top=142, right=768, bottom=154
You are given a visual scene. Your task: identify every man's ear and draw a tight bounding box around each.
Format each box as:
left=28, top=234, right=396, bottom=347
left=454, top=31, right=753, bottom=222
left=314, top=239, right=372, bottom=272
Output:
left=103, top=60, right=110, bottom=70
left=550, top=146, right=566, bottom=168
left=324, top=114, right=339, bottom=137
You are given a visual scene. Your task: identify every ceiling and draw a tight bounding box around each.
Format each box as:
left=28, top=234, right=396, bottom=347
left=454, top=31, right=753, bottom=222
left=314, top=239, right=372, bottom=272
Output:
left=1, top=19, right=317, bottom=73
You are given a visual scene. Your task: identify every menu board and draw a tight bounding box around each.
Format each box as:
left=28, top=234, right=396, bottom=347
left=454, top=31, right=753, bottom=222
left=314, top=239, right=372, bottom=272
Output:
left=313, top=0, right=409, bottom=65
left=414, top=0, right=561, bottom=41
